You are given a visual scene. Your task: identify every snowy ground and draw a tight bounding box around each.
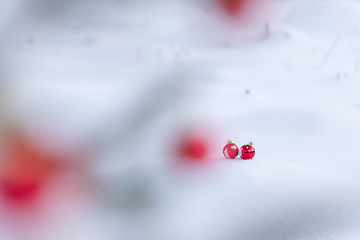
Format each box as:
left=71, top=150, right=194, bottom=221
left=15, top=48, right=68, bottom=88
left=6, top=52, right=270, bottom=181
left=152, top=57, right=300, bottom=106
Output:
left=1, top=0, right=360, bottom=239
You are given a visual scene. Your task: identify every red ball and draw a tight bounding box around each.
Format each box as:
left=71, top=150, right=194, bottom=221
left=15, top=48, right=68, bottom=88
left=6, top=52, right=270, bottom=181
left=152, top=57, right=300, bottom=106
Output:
left=240, top=142, right=255, bottom=160
left=179, top=137, right=207, bottom=160
left=177, top=131, right=209, bottom=164
left=223, top=140, right=239, bottom=159
left=219, top=0, right=249, bottom=17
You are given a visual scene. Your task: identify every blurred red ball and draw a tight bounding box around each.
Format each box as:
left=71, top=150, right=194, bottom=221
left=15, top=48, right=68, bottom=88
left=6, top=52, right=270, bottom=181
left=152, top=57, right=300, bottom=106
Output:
left=223, top=140, right=239, bottom=159
left=178, top=135, right=208, bottom=162
left=219, top=0, right=251, bottom=18
left=240, top=143, right=255, bottom=160
left=0, top=132, right=64, bottom=205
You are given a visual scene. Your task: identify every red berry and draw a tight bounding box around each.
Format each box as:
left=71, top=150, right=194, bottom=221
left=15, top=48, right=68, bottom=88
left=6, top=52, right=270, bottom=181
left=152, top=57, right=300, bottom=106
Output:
left=223, top=140, right=239, bottom=159
left=240, top=142, right=255, bottom=160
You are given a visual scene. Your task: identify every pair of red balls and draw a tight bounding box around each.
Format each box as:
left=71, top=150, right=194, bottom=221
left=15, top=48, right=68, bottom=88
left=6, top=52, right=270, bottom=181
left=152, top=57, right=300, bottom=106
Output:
left=223, top=139, right=255, bottom=160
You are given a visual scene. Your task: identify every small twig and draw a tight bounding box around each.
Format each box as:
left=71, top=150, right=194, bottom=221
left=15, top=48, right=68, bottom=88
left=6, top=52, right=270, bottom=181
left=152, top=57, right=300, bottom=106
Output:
left=320, top=33, right=341, bottom=68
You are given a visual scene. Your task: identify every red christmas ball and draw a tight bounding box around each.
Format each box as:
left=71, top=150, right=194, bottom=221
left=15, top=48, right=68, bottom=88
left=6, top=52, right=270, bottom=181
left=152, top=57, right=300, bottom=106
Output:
left=223, top=139, right=239, bottom=159
left=240, top=142, right=255, bottom=160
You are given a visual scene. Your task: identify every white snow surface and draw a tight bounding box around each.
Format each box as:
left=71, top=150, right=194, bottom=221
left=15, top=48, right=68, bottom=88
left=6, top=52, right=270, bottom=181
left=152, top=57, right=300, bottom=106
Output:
left=1, top=0, right=360, bottom=239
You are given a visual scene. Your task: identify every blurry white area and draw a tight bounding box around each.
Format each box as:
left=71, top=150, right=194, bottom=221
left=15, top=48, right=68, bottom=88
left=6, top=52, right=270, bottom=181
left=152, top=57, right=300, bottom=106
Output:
left=1, top=0, right=360, bottom=239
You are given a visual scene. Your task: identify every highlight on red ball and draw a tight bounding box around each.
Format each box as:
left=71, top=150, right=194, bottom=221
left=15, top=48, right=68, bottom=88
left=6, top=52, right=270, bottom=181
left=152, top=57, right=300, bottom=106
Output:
left=223, top=139, right=239, bottom=159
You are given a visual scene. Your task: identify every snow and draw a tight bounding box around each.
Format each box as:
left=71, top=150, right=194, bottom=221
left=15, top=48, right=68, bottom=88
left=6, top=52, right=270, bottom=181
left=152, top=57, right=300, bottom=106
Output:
left=224, top=149, right=230, bottom=159
left=1, top=0, right=360, bottom=239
